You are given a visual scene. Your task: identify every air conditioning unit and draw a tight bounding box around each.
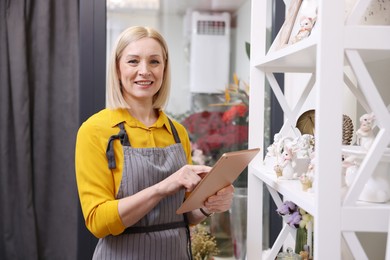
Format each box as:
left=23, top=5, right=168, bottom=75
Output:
left=189, top=11, right=231, bottom=93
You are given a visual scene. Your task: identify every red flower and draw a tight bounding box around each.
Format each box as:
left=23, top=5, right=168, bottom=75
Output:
left=222, top=104, right=248, bottom=123
left=182, top=111, right=225, bottom=138
left=182, top=109, right=248, bottom=160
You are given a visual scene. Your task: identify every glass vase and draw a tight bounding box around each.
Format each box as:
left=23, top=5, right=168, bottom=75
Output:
left=229, top=187, right=248, bottom=260
left=295, top=227, right=307, bottom=254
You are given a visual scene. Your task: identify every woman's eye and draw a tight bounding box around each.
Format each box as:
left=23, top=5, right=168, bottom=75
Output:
left=150, top=59, right=160, bottom=64
left=128, top=59, right=138, bottom=64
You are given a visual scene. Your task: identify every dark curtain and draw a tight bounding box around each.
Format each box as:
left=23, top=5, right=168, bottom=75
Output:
left=0, top=0, right=79, bottom=259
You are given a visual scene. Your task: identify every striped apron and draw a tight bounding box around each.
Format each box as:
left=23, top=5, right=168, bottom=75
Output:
left=93, top=120, right=191, bottom=260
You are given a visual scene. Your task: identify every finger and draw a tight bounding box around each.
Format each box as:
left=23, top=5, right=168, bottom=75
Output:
left=207, top=185, right=234, bottom=200
left=188, top=165, right=212, bottom=174
left=204, top=201, right=232, bottom=213
left=206, top=186, right=234, bottom=203
left=182, top=173, right=202, bottom=192
left=216, top=184, right=234, bottom=195
left=198, top=172, right=208, bottom=179
left=207, top=193, right=234, bottom=204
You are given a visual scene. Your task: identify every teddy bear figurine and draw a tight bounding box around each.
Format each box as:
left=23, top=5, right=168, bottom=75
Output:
left=291, top=16, right=315, bottom=44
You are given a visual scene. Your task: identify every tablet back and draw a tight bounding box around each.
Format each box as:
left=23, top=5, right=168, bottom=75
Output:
left=176, top=148, right=260, bottom=214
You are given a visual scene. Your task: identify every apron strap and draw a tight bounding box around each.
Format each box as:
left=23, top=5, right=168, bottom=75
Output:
left=184, top=213, right=194, bottom=260
left=122, top=221, right=187, bottom=234
left=106, top=119, right=180, bottom=169
left=168, top=118, right=181, bottom=144
left=106, top=122, right=130, bottom=169
left=123, top=216, right=193, bottom=260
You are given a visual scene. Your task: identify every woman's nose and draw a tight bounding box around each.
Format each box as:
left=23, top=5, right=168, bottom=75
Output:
left=138, top=61, right=150, bottom=76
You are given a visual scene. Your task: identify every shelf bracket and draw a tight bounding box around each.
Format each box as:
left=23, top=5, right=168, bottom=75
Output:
left=342, top=231, right=369, bottom=260
left=343, top=70, right=370, bottom=113
left=266, top=72, right=315, bottom=137
left=267, top=224, right=296, bottom=260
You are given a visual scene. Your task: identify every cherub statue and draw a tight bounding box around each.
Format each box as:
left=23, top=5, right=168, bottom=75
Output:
left=356, top=112, right=375, bottom=150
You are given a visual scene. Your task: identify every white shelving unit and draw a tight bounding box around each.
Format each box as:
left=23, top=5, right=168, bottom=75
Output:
left=247, top=0, right=390, bottom=259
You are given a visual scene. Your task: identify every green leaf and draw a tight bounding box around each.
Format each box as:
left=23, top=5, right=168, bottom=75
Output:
left=245, top=42, right=251, bottom=60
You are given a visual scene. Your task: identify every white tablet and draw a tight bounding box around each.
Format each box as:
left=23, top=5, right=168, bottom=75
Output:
left=176, top=148, right=260, bottom=214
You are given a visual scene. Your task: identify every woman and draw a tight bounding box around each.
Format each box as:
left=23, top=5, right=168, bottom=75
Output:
left=75, top=26, right=234, bottom=259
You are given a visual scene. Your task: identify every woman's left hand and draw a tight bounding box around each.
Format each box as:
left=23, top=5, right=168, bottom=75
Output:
left=203, top=184, right=234, bottom=213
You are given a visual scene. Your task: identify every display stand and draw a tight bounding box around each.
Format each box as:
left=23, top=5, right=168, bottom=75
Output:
left=247, top=0, right=390, bottom=259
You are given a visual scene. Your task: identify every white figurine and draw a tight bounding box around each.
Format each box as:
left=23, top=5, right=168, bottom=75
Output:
left=356, top=113, right=375, bottom=150
left=305, top=153, right=316, bottom=193
left=279, top=147, right=294, bottom=180
left=265, top=133, right=282, bottom=158
left=295, top=134, right=314, bottom=159
left=291, top=16, right=315, bottom=44
left=342, top=155, right=360, bottom=187
left=343, top=155, right=390, bottom=203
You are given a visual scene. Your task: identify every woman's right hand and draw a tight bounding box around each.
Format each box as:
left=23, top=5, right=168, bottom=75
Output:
left=156, top=165, right=211, bottom=196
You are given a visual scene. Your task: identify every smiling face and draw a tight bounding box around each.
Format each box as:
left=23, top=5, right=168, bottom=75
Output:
left=118, top=37, right=165, bottom=107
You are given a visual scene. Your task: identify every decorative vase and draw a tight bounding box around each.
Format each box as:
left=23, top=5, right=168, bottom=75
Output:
left=295, top=227, right=307, bottom=254
left=210, top=211, right=233, bottom=257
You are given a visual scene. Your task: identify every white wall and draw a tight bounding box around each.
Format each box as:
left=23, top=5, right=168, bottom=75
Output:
left=160, top=14, right=192, bottom=114
left=232, top=0, right=251, bottom=84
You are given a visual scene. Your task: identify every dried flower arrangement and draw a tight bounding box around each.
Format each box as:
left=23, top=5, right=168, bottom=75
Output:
left=191, top=223, right=219, bottom=260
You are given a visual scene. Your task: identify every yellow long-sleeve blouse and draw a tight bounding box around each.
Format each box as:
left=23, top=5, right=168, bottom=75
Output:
left=75, top=108, right=192, bottom=238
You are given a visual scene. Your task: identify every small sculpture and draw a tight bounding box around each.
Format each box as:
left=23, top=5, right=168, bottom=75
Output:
left=265, top=133, right=282, bottom=158
left=342, top=155, right=360, bottom=187
left=342, top=155, right=390, bottom=203
left=291, top=16, right=315, bottom=44
left=294, top=134, right=314, bottom=159
left=277, top=146, right=294, bottom=180
left=302, top=153, right=316, bottom=193
left=300, top=173, right=313, bottom=191
left=356, top=113, right=375, bottom=150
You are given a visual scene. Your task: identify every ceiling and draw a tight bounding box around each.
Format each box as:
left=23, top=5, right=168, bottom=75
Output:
left=161, top=0, right=247, bottom=15
left=107, top=0, right=247, bottom=15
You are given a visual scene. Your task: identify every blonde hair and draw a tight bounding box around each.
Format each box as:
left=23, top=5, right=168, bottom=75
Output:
left=106, top=26, right=171, bottom=109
